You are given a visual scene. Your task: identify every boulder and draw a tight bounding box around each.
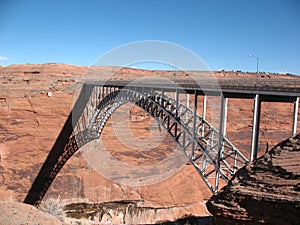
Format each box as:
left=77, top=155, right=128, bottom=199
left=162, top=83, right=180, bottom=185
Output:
left=206, top=134, right=300, bottom=225
left=0, top=201, right=62, bottom=225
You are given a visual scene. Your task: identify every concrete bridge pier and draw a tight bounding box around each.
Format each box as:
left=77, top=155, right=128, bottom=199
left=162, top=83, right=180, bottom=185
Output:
left=215, top=94, right=227, bottom=191
left=250, top=94, right=261, bottom=162
left=223, top=97, right=228, bottom=137
left=293, top=97, right=299, bottom=136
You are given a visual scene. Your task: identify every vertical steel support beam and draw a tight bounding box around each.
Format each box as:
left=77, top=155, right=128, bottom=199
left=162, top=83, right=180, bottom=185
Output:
left=105, top=86, right=108, bottom=96
left=218, top=94, right=226, bottom=150
left=202, top=95, right=207, bottom=118
left=86, top=85, right=93, bottom=125
left=223, top=98, right=228, bottom=136
left=201, top=95, right=208, bottom=171
left=202, top=95, right=207, bottom=137
left=250, top=94, right=261, bottom=161
left=101, top=86, right=105, bottom=99
left=192, top=91, right=198, bottom=157
left=186, top=93, right=190, bottom=121
left=175, top=89, right=179, bottom=118
left=96, top=86, right=101, bottom=107
left=293, top=97, right=299, bottom=136
left=95, top=86, right=99, bottom=107
left=215, top=93, right=226, bottom=191
left=161, top=89, right=165, bottom=107
left=160, top=88, right=165, bottom=123
left=175, top=89, right=179, bottom=137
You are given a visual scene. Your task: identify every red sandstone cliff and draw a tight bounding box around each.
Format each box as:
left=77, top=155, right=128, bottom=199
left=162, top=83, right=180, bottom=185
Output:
left=0, top=63, right=299, bottom=223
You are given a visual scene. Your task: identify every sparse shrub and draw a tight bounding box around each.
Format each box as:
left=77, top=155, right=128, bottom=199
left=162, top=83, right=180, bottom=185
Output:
left=38, top=195, right=66, bottom=222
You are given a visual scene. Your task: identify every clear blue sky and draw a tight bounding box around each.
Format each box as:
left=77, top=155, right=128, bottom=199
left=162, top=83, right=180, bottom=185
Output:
left=1, top=0, right=299, bottom=74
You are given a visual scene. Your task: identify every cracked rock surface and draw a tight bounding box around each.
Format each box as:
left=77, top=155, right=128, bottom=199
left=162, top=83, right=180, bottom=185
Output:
left=0, top=64, right=299, bottom=223
left=206, top=134, right=300, bottom=225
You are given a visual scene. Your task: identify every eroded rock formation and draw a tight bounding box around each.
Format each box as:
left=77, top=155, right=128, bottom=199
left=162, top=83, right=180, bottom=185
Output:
left=64, top=201, right=211, bottom=224
left=207, top=134, right=300, bottom=225
left=0, top=201, right=62, bottom=225
left=0, top=64, right=299, bottom=223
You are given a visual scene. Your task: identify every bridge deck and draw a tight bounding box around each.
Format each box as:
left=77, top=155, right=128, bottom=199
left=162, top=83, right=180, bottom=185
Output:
left=24, top=77, right=300, bottom=205
left=85, top=79, right=300, bottom=101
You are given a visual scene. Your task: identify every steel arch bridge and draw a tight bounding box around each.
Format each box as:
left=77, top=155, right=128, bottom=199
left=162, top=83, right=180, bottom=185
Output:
left=24, top=79, right=300, bottom=205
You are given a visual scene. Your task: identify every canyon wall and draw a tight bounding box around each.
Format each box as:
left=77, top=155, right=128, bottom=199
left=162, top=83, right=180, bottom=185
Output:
left=0, top=64, right=298, bottom=222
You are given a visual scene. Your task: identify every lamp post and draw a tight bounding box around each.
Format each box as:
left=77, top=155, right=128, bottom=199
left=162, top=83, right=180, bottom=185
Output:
left=248, top=54, right=259, bottom=84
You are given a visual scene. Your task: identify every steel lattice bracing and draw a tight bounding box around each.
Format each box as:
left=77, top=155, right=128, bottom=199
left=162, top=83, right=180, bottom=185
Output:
left=24, top=84, right=250, bottom=205
left=83, top=87, right=248, bottom=193
left=24, top=80, right=300, bottom=205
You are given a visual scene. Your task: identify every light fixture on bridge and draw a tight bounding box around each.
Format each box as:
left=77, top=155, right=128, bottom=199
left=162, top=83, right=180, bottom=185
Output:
left=248, top=54, right=259, bottom=85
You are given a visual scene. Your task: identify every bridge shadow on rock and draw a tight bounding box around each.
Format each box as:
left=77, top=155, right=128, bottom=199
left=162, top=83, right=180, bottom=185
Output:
left=24, top=80, right=254, bottom=205
left=24, top=84, right=93, bottom=205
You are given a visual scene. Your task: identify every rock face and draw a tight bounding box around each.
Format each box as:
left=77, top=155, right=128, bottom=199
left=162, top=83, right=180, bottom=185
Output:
left=206, top=134, right=300, bottom=225
left=64, top=201, right=210, bottom=224
left=0, top=64, right=299, bottom=223
left=0, top=201, right=62, bottom=225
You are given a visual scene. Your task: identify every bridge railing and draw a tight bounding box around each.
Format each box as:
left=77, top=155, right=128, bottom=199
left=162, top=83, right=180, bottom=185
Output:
left=176, top=78, right=300, bottom=92
left=103, top=78, right=300, bottom=94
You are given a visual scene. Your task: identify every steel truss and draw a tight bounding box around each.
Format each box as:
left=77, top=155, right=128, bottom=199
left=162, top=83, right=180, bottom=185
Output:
left=25, top=85, right=250, bottom=204
left=84, top=87, right=248, bottom=193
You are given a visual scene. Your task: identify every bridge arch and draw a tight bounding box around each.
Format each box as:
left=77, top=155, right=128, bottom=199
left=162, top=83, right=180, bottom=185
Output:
left=24, top=85, right=248, bottom=205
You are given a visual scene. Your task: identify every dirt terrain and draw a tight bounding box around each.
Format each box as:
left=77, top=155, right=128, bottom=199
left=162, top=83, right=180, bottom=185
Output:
left=0, top=63, right=299, bottom=223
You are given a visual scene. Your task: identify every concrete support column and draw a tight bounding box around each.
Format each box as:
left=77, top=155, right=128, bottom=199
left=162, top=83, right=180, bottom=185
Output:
left=186, top=93, right=190, bottom=108
left=292, top=97, right=299, bottom=136
left=215, top=93, right=226, bottom=191
left=201, top=95, right=207, bottom=171
left=223, top=98, right=228, bottom=137
left=218, top=94, right=226, bottom=149
left=250, top=94, right=261, bottom=161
